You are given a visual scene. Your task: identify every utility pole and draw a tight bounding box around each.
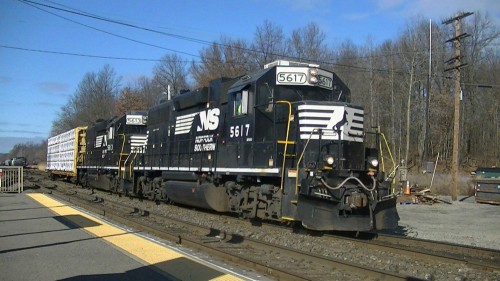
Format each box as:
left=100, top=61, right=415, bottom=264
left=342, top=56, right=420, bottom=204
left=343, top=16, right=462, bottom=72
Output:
left=423, top=19, right=431, bottom=167
left=442, top=12, right=473, bottom=201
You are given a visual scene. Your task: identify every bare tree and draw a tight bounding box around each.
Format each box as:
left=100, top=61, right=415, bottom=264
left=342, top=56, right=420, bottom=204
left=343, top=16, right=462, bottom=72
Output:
left=396, top=18, right=429, bottom=166
left=5, top=140, right=47, bottom=165
left=50, top=65, right=120, bottom=135
left=333, top=39, right=363, bottom=90
left=190, top=36, right=253, bottom=87
left=134, top=76, right=162, bottom=108
left=115, top=87, right=146, bottom=116
left=51, top=98, right=78, bottom=136
left=458, top=12, right=500, bottom=166
left=287, top=22, right=334, bottom=64
left=153, top=53, right=188, bottom=97
left=376, top=40, right=400, bottom=161
left=250, top=20, right=287, bottom=67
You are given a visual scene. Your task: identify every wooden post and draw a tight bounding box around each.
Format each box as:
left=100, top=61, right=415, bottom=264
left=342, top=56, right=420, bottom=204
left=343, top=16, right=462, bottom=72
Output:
left=450, top=18, right=461, bottom=202
left=442, top=12, right=473, bottom=201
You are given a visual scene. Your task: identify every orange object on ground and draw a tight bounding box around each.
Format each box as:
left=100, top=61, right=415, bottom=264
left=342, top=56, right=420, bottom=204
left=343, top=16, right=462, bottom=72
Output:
left=404, top=181, right=411, bottom=195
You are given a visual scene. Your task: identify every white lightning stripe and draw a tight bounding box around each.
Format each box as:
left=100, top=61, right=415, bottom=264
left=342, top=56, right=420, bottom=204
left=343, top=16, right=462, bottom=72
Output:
left=299, top=119, right=331, bottom=125
left=176, top=124, right=193, bottom=130
left=95, top=137, right=103, bottom=147
left=130, top=134, right=148, bottom=147
left=78, top=165, right=280, bottom=174
left=300, top=134, right=341, bottom=140
left=298, top=104, right=340, bottom=111
left=299, top=127, right=338, bottom=133
left=174, top=112, right=199, bottom=135
left=298, top=112, right=334, bottom=118
left=176, top=119, right=193, bottom=126
left=176, top=112, right=198, bottom=120
left=298, top=105, right=364, bottom=142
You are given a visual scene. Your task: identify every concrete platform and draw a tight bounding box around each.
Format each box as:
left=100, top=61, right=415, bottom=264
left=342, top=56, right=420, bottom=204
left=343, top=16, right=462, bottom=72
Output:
left=0, top=193, right=259, bottom=281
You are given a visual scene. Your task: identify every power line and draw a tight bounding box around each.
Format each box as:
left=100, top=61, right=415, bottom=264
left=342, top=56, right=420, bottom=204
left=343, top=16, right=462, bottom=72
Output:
left=18, top=0, right=201, bottom=58
left=15, top=0, right=468, bottom=79
left=13, top=0, right=500, bottom=87
left=0, top=45, right=162, bottom=61
left=18, top=0, right=213, bottom=46
left=19, top=0, right=403, bottom=69
left=6, top=43, right=499, bottom=90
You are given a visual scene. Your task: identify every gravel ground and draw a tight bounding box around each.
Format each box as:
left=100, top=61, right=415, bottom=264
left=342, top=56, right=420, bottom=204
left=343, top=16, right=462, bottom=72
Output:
left=395, top=196, right=500, bottom=250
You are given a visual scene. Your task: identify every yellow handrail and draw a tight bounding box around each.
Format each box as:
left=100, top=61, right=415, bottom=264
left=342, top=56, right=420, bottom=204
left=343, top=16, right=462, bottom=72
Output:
left=129, top=150, right=139, bottom=178
left=294, top=129, right=317, bottom=195
left=378, top=129, right=396, bottom=186
left=118, top=134, right=126, bottom=178
left=276, top=100, right=292, bottom=191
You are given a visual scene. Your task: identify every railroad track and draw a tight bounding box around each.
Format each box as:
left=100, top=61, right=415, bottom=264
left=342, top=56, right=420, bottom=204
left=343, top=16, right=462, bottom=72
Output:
left=24, top=171, right=417, bottom=280
left=23, top=169, right=500, bottom=280
left=366, top=233, right=500, bottom=271
left=36, top=188, right=418, bottom=280
left=254, top=219, right=500, bottom=273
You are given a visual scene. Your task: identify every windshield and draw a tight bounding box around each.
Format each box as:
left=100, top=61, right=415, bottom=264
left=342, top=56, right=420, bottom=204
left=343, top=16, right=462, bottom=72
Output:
left=277, top=85, right=345, bottom=102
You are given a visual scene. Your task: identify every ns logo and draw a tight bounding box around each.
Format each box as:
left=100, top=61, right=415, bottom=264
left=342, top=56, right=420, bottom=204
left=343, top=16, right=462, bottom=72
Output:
left=197, top=108, right=220, bottom=132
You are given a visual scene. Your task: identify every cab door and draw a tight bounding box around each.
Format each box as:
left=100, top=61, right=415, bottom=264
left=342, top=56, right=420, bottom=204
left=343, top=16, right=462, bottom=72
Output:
left=225, top=87, right=255, bottom=168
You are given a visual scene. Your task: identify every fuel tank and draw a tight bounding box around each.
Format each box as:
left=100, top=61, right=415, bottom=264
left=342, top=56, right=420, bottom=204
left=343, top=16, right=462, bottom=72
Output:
left=165, top=181, right=230, bottom=212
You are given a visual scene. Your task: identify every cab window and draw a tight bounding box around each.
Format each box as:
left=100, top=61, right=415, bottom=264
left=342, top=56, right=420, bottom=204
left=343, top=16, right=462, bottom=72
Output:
left=107, top=126, right=114, bottom=140
left=234, top=90, right=248, bottom=116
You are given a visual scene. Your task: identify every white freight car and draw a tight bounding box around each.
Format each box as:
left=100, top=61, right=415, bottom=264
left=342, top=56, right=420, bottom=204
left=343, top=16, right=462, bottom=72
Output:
left=46, top=127, right=87, bottom=178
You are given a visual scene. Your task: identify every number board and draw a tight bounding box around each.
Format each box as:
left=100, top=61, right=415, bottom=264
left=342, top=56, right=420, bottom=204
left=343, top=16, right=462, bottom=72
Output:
left=276, top=67, right=333, bottom=90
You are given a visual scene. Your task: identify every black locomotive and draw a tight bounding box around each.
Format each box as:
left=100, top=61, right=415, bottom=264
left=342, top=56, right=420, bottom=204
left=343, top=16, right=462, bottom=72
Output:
left=68, top=60, right=399, bottom=231
left=80, top=113, right=148, bottom=191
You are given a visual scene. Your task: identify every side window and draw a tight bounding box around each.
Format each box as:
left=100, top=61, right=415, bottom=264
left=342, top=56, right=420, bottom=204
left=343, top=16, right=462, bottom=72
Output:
left=234, top=90, right=248, bottom=116
left=107, top=126, right=114, bottom=140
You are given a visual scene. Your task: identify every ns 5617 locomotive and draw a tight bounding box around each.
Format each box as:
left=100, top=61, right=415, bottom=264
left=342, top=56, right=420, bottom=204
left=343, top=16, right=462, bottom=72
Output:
left=47, top=60, right=399, bottom=231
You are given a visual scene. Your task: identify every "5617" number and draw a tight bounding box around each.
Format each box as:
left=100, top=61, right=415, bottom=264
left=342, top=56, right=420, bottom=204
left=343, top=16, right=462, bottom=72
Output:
left=277, top=72, right=306, bottom=84
left=230, top=124, right=250, bottom=138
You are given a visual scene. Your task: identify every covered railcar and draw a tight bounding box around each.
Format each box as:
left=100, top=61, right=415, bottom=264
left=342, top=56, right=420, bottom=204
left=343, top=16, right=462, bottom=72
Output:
left=136, top=60, right=399, bottom=231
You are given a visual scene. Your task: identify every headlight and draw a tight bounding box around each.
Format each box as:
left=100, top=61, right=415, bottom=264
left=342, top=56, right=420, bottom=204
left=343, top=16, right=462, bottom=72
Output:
left=309, top=68, right=318, bottom=84
left=324, top=155, right=334, bottom=165
left=369, top=158, right=379, bottom=167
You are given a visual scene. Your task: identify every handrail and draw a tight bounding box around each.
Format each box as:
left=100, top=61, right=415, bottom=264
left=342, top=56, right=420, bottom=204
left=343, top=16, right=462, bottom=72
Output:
left=380, top=131, right=396, bottom=183
left=118, top=134, right=126, bottom=178
left=276, top=100, right=292, bottom=191
left=123, top=152, right=132, bottom=167
left=295, top=129, right=319, bottom=195
left=129, top=151, right=139, bottom=178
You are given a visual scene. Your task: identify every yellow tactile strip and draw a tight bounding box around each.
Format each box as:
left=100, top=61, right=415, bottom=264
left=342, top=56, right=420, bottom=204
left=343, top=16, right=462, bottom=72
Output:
left=28, top=193, right=244, bottom=281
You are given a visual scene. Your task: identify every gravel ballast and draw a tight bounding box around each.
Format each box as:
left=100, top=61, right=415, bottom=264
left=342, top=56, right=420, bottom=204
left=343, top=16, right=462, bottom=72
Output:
left=395, top=196, right=500, bottom=250
left=95, top=191, right=500, bottom=280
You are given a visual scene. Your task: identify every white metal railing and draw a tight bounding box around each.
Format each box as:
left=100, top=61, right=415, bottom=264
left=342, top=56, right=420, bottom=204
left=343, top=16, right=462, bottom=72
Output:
left=0, top=166, right=24, bottom=193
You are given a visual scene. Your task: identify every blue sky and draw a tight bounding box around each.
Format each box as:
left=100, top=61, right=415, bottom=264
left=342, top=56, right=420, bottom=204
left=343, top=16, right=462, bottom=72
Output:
left=0, top=0, right=498, bottom=153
